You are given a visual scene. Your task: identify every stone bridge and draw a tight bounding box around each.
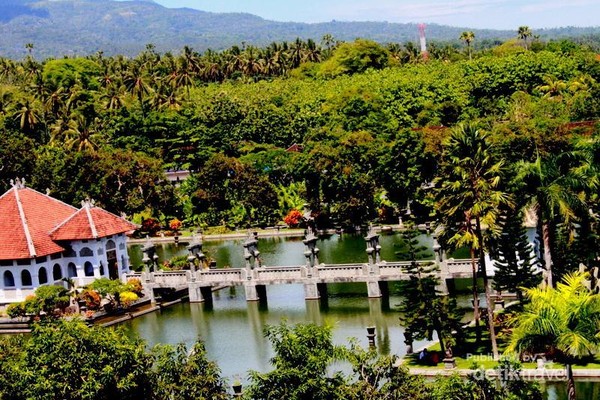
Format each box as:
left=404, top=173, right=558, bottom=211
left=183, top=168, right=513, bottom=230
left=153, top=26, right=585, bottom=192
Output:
left=125, top=228, right=476, bottom=303
left=125, top=260, right=474, bottom=303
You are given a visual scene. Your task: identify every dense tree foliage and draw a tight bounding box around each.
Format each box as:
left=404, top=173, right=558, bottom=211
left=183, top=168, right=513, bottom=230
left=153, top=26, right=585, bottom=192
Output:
left=0, top=319, right=228, bottom=400
left=0, top=319, right=543, bottom=400
left=0, top=35, right=599, bottom=279
left=245, top=321, right=540, bottom=400
left=507, top=272, right=600, bottom=400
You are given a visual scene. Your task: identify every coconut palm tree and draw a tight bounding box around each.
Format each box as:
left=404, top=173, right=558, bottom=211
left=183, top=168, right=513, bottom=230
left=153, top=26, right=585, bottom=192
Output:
left=61, top=114, right=102, bottom=153
left=459, top=31, right=475, bottom=60
left=123, top=62, right=153, bottom=117
left=25, top=43, right=34, bottom=58
left=517, top=26, right=532, bottom=50
left=101, top=85, right=126, bottom=112
left=507, top=272, right=600, bottom=400
left=13, top=98, right=41, bottom=134
left=435, top=123, right=512, bottom=360
left=515, top=152, right=595, bottom=287
left=537, top=75, right=568, bottom=100
left=289, top=38, right=305, bottom=69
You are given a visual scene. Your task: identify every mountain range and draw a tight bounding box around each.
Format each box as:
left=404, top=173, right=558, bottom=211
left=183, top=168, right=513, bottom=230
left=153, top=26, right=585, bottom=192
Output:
left=1, top=0, right=599, bottom=59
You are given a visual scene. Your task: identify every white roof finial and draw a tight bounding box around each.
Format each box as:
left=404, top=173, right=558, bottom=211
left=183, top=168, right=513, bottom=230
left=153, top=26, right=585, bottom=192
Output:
left=11, top=178, right=26, bottom=189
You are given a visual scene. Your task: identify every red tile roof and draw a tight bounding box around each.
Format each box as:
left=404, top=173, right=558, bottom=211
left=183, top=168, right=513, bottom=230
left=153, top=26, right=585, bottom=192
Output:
left=0, top=182, right=137, bottom=260
left=50, top=204, right=138, bottom=241
left=0, top=185, right=77, bottom=260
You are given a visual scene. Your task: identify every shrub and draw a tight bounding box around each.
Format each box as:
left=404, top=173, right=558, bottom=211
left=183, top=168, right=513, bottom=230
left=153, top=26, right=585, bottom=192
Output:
left=120, top=291, right=139, bottom=307
left=127, top=278, right=144, bottom=296
left=283, top=209, right=303, bottom=227
left=6, top=302, right=26, bottom=319
left=141, top=218, right=161, bottom=235
left=78, top=289, right=102, bottom=310
left=169, top=218, right=182, bottom=231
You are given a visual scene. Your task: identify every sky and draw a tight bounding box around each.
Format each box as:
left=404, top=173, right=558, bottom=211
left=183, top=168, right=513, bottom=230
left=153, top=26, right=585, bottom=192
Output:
left=150, top=0, right=600, bottom=30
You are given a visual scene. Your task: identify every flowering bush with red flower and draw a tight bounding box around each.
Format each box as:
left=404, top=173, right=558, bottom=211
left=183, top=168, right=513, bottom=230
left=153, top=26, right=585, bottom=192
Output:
left=169, top=218, right=182, bottom=232
left=283, top=209, right=303, bottom=228
left=141, top=218, right=161, bottom=235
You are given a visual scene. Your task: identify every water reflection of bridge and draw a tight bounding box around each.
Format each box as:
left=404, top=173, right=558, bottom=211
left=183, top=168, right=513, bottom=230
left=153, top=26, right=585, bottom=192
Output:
left=125, top=229, right=474, bottom=304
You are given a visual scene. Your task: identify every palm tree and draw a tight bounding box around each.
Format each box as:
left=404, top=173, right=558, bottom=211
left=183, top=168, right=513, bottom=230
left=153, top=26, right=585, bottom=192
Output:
left=517, top=26, right=532, bottom=50
left=435, top=123, right=512, bottom=360
left=304, top=39, right=321, bottom=63
left=123, top=62, right=153, bottom=117
left=507, top=272, right=600, bottom=400
left=101, top=85, right=126, bottom=112
left=168, top=58, right=194, bottom=99
left=459, top=31, right=475, bottom=60
left=402, top=42, right=420, bottom=64
left=25, top=43, right=34, bottom=58
left=289, top=38, right=305, bottom=69
left=537, top=75, right=567, bottom=100
left=13, top=98, right=41, bottom=134
left=321, top=34, right=336, bottom=58
left=516, top=152, right=594, bottom=287
left=0, top=88, right=14, bottom=116
left=241, top=46, right=264, bottom=78
left=61, top=114, right=102, bottom=153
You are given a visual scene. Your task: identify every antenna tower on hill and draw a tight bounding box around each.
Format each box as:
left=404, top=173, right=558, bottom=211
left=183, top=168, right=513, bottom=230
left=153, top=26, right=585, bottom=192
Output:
left=418, top=23, right=428, bottom=60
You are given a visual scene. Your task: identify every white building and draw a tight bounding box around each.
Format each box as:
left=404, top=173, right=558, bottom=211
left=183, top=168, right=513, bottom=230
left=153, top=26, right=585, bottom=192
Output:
left=0, top=179, right=137, bottom=305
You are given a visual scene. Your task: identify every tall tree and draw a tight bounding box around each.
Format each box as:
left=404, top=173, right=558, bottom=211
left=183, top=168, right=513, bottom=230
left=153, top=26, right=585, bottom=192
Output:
left=515, top=152, right=594, bottom=287
left=459, top=31, right=475, bottom=60
left=397, top=222, right=463, bottom=355
left=245, top=322, right=346, bottom=400
left=123, top=61, right=152, bottom=117
left=490, top=208, right=542, bottom=304
left=435, top=123, right=512, bottom=360
left=517, top=26, right=532, bottom=50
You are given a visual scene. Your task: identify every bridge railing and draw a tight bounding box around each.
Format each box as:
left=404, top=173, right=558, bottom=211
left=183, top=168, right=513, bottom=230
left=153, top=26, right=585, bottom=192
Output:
left=195, top=268, right=243, bottom=283
left=318, top=263, right=365, bottom=278
left=256, top=266, right=303, bottom=280
left=130, top=257, right=477, bottom=289
left=152, top=271, right=190, bottom=287
left=446, top=259, right=474, bottom=276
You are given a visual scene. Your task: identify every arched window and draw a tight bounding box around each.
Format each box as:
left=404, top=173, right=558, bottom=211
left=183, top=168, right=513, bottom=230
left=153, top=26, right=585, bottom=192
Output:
left=79, top=247, right=93, bottom=257
left=84, top=262, right=94, bottom=277
left=38, top=267, right=48, bottom=284
left=67, top=263, right=77, bottom=278
left=121, top=255, right=127, bottom=271
left=53, top=264, right=63, bottom=281
left=3, top=271, right=15, bottom=287
left=21, top=270, right=32, bottom=286
left=106, top=240, right=116, bottom=250
left=99, top=262, right=105, bottom=276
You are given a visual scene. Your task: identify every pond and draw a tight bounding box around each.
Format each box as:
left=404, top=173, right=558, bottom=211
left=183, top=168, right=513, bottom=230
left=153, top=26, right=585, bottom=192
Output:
left=123, top=233, right=596, bottom=399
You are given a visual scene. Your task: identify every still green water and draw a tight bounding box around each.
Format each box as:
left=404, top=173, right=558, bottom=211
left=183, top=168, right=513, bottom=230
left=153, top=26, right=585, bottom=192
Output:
left=123, top=233, right=594, bottom=399
left=125, top=233, right=434, bottom=378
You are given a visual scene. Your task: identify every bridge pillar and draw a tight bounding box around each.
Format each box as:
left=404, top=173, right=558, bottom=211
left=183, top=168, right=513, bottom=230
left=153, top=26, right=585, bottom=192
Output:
left=367, top=281, right=382, bottom=298
left=188, top=284, right=213, bottom=303
left=304, top=283, right=319, bottom=300
left=201, top=286, right=213, bottom=305
left=317, top=283, right=328, bottom=298
left=147, top=285, right=156, bottom=303
left=436, top=278, right=449, bottom=295
left=189, top=285, right=202, bottom=302
left=245, top=283, right=267, bottom=302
